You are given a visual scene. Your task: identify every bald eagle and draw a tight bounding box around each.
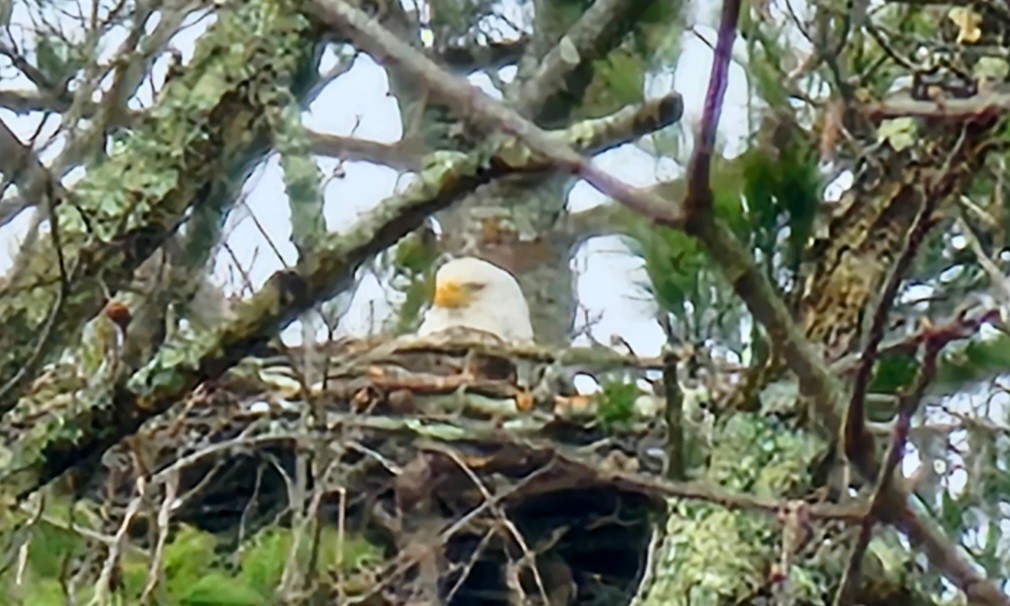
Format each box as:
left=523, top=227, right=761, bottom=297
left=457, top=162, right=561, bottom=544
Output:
left=417, top=256, right=534, bottom=344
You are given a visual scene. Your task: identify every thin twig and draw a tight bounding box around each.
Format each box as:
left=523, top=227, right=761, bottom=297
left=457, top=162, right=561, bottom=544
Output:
left=834, top=339, right=942, bottom=605
left=91, top=480, right=145, bottom=606
left=684, top=0, right=742, bottom=218
left=433, top=444, right=552, bottom=605
left=955, top=215, right=1010, bottom=305
left=140, top=474, right=178, bottom=604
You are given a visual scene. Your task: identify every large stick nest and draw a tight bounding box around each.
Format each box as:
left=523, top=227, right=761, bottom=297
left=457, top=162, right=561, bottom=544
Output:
left=28, top=330, right=679, bottom=605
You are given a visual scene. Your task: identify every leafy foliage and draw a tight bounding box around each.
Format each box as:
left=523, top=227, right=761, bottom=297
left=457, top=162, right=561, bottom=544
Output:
left=626, top=136, right=817, bottom=338
left=652, top=414, right=831, bottom=603
left=621, top=163, right=745, bottom=320
left=386, top=229, right=440, bottom=335
left=271, top=99, right=327, bottom=255
left=597, top=379, right=639, bottom=429
left=581, top=49, right=646, bottom=118
left=741, top=140, right=820, bottom=272
left=0, top=505, right=383, bottom=606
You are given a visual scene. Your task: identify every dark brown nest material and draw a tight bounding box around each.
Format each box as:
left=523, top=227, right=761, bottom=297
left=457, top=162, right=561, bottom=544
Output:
left=50, top=337, right=672, bottom=605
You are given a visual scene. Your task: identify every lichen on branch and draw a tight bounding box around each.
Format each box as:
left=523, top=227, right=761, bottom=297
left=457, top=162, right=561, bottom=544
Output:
left=0, top=92, right=683, bottom=501
left=0, top=1, right=319, bottom=414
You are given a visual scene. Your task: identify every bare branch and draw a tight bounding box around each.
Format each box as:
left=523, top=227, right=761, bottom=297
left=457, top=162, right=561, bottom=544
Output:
left=864, top=87, right=1010, bottom=121
left=513, top=0, right=640, bottom=117
left=308, top=0, right=684, bottom=228
left=308, top=131, right=425, bottom=171
left=0, top=116, right=65, bottom=215
left=0, top=89, right=80, bottom=114
left=439, top=37, right=528, bottom=73
left=683, top=0, right=741, bottom=219
left=0, top=4, right=319, bottom=414
left=0, top=2, right=204, bottom=226
left=0, top=41, right=63, bottom=95
left=834, top=338, right=942, bottom=606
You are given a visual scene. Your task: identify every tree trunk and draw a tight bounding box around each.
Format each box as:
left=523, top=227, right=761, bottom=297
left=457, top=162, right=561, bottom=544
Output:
left=632, top=79, right=1000, bottom=606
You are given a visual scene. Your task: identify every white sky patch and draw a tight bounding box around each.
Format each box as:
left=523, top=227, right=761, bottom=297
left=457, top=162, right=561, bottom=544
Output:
left=304, top=54, right=402, bottom=140
left=673, top=26, right=750, bottom=160
left=824, top=170, right=854, bottom=202
left=567, top=143, right=668, bottom=212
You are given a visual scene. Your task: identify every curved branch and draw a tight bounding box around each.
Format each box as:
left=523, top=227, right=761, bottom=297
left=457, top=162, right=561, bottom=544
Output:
left=308, top=0, right=684, bottom=227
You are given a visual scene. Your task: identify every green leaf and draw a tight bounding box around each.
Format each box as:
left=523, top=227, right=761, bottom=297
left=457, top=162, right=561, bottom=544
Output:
left=597, top=380, right=638, bottom=429
left=874, top=331, right=1010, bottom=395
left=582, top=50, right=645, bottom=117
left=748, top=33, right=789, bottom=108
left=177, top=572, right=267, bottom=606
left=741, top=142, right=819, bottom=269
left=936, top=331, right=1010, bottom=388
left=34, top=36, right=71, bottom=85
left=638, top=0, right=677, bottom=26
left=877, top=118, right=917, bottom=151
left=627, top=225, right=704, bottom=316
left=25, top=524, right=87, bottom=579
left=164, top=525, right=218, bottom=586
left=623, top=161, right=751, bottom=318
left=869, top=353, right=918, bottom=395
left=121, top=552, right=156, bottom=601
left=237, top=526, right=382, bottom=598
left=974, top=57, right=1010, bottom=82
left=601, top=51, right=645, bottom=105
left=938, top=489, right=964, bottom=535
left=743, top=152, right=778, bottom=239
left=238, top=528, right=290, bottom=595
left=711, top=164, right=749, bottom=242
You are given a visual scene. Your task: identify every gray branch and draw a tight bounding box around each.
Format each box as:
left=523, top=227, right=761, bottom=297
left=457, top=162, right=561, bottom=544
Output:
left=513, top=0, right=640, bottom=117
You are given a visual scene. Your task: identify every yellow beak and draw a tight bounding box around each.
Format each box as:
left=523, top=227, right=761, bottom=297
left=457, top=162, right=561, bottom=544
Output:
left=432, top=280, right=470, bottom=309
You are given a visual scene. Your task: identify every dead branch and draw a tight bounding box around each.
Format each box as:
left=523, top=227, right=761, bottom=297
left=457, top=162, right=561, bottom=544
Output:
left=834, top=337, right=943, bottom=605
left=0, top=1, right=203, bottom=227
left=865, top=88, right=1010, bottom=121
left=0, top=117, right=65, bottom=215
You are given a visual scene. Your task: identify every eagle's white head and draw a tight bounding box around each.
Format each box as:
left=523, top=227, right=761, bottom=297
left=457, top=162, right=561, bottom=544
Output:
left=417, top=256, right=534, bottom=344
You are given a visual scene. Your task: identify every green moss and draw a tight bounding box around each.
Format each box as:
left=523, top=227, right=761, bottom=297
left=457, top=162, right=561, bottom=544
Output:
left=640, top=414, right=826, bottom=605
